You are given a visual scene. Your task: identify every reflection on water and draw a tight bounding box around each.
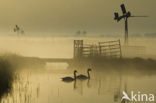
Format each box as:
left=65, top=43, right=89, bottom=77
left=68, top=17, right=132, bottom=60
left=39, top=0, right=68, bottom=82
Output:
left=1, top=63, right=156, bottom=103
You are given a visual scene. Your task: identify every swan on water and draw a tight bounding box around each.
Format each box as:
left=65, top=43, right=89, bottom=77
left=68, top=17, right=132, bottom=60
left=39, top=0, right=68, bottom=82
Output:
left=62, top=70, right=77, bottom=82
left=76, top=68, right=91, bottom=80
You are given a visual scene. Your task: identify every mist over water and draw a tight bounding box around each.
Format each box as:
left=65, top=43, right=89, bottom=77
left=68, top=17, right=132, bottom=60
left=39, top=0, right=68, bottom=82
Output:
left=0, top=36, right=156, bottom=58
left=0, top=36, right=156, bottom=103
left=1, top=64, right=156, bottom=103
left=0, top=0, right=155, bottom=102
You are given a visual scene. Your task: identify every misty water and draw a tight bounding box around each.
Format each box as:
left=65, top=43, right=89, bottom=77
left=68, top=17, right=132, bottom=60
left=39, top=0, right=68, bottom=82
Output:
left=0, top=37, right=156, bottom=103
left=1, top=64, right=156, bottom=103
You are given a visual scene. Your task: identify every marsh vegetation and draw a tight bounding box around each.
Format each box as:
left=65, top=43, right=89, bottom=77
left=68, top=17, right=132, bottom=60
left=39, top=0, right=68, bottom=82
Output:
left=0, top=37, right=156, bottom=103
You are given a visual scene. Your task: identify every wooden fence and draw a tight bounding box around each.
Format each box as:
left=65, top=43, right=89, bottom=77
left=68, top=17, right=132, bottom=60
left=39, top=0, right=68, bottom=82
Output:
left=99, top=40, right=122, bottom=58
left=74, top=40, right=122, bottom=58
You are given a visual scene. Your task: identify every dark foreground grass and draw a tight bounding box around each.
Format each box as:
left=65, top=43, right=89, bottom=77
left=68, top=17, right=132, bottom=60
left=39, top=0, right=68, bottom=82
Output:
left=0, top=53, right=46, bottom=100
left=0, top=57, right=15, bottom=99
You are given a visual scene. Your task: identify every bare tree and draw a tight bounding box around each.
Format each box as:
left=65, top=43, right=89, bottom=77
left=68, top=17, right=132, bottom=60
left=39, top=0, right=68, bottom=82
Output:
left=14, top=25, right=25, bottom=36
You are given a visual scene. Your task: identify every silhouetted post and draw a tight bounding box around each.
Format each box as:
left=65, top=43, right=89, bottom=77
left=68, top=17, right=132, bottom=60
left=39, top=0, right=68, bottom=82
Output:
left=99, top=43, right=102, bottom=56
left=74, top=40, right=76, bottom=58
left=119, top=39, right=122, bottom=58
left=73, top=40, right=83, bottom=58
left=125, top=18, right=128, bottom=45
left=114, top=4, right=148, bottom=46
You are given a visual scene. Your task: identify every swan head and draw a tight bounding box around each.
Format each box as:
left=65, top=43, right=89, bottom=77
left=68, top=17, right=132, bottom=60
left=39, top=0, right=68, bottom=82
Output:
left=74, top=70, right=77, bottom=73
left=88, top=68, right=92, bottom=72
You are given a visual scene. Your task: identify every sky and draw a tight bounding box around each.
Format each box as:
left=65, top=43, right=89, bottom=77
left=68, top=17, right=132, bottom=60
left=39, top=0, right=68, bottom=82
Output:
left=0, top=0, right=156, bottom=36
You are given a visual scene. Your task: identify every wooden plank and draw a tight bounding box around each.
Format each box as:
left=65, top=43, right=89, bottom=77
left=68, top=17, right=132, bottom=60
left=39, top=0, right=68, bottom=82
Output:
left=101, top=48, right=120, bottom=51
left=99, top=40, right=120, bottom=44
left=99, top=44, right=120, bottom=47
left=101, top=51, right=120, bottom=53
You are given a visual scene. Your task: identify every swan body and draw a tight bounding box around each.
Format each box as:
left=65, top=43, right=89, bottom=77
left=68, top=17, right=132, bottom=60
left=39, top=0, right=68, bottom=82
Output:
left=62, top=70, right=77, bottom=82
left=62, top=77, right=74, bottom=81
left=76, top=74, right=88, bottom=79
left=76, top=68, right=91, bottom=80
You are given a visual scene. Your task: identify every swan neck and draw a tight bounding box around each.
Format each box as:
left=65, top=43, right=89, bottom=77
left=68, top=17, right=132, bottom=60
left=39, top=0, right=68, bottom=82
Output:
left=87, top=71, right=90, bottom=79
left=74, top=72, right=76, bottom=80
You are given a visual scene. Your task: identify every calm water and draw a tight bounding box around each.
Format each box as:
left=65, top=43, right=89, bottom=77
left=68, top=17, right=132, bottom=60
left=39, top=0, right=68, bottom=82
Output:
left=1, top=63, right=156, bottom=103
left=0, top=37, right=156, bottom=103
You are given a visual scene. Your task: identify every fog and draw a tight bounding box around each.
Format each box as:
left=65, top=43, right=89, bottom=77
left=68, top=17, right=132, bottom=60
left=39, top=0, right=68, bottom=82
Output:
left=0, top=1, right=156, bottom=102
left=0, top=37, right=155, bottom=59
left=0, top=0, right=156, bottom=36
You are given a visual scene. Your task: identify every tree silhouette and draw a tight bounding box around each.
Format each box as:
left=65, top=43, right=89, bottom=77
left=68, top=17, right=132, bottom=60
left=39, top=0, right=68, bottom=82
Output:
left=14, top=25, right=25, bottom=36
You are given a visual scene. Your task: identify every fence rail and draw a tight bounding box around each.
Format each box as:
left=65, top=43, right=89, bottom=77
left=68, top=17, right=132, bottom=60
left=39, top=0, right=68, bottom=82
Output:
left=74, top=40, right=122, bottom=58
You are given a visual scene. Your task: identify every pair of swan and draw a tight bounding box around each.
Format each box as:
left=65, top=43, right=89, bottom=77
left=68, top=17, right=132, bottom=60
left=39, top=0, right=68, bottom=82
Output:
left=62, top=68, right=92, bottom=82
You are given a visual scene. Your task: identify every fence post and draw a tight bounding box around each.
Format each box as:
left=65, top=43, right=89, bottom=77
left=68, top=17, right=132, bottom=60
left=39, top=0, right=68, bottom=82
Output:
left=73, top=40, right=76, bottom=58
left=73, top=40, right=83, bottom=58
left=119, top=39, right=122, bottom=58
left=99, top=42, right=101, bottom=56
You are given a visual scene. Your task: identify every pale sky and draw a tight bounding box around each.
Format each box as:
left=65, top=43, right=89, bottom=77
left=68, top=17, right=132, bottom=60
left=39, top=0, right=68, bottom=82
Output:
left=0, top=0, right=155, bottom=36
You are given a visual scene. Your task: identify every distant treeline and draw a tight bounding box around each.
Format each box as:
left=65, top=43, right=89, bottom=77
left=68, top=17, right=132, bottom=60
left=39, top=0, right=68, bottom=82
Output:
left=68, top=57, right=156, bottom=75
left=99, top=33, right=156, bottom=38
